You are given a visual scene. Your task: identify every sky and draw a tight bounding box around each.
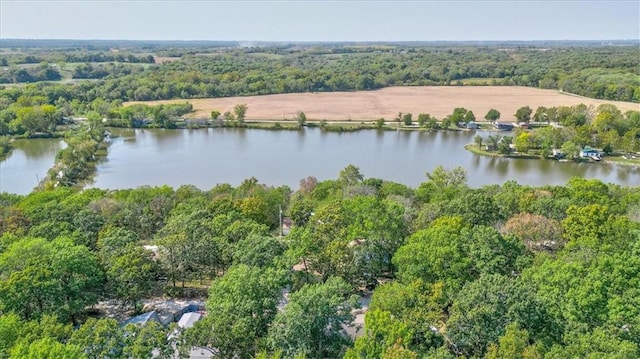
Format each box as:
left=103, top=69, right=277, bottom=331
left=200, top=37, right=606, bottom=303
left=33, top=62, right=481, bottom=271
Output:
left=1, top=0, right=639, bottom=42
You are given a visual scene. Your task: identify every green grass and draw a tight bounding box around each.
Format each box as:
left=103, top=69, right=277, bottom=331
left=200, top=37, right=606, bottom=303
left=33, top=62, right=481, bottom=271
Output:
left=464, top=144, right=542, bottom=159
left=246, top=122, right=301, bottom=130
left=459, top=77, right=501, bottom=85
left=604, top=155, right=640, bottom=166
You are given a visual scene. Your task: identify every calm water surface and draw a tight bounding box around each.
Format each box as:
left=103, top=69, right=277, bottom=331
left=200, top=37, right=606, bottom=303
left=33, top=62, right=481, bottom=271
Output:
left=1, top=138, right=65, bottom=195
left=87, top=128, right=639, bottom=190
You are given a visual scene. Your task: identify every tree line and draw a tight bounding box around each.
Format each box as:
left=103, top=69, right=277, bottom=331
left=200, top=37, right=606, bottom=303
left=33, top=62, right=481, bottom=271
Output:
left=1, top=44, right=638, bottom=100
left=0, top=165, right=638, bottom=358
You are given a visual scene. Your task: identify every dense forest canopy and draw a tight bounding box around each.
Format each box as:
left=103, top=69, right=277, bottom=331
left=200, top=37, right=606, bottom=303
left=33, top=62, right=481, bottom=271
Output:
left=1, top=41, right=638, bottom=101
left=1, top=40, right=640, bottom=358
left=1, top=166, right=639, bottom=358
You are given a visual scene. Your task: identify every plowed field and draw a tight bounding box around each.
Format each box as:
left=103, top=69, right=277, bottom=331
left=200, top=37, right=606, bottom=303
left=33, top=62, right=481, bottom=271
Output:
left=126, top=86, right=640, bottom=121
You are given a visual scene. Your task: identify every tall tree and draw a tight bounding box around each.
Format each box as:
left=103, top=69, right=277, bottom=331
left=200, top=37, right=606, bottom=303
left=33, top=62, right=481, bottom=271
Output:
left=68, top=318, right=125, bottom=359
left=514, top=106, right=533, bottom=123
left=268, top=277, right=358, bottom=359
left=105, top=245, right=156, bottom=311
left=402, top=113, right=413, bottom=126
left=485, top=108, right=501, bottom=122
left=296, top=111, right=306, bottom=128
left=446, top=274, right=555, bottom=358
left=464, top=110, right=476, bottom=122
left=234, top=103, right=248, bottom=125
left=183, top=265, right=286, bottom=358
left=0, top=237, right=103, bottom=322
left=474, top=135, right=483, bottom=149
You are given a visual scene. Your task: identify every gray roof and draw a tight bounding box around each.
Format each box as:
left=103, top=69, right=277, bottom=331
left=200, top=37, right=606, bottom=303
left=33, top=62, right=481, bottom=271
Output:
left=178, top=312, right=202, bottom=328
left=121, top=310, right=161, bottom=326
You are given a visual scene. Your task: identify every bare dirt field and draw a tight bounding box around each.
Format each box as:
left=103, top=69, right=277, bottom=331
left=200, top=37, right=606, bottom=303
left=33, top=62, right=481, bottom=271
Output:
left=126, top=86, right=640, bottom=122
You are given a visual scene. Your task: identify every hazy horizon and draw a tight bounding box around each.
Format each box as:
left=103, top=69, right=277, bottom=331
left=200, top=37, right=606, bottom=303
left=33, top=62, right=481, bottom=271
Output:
left=1, top=1, right=638, bottom=42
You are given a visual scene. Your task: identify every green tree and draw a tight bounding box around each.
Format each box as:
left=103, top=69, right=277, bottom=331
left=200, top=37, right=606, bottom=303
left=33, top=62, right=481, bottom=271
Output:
left=183, top=265, right=286, bottom=358
left=210, top=110, right=220, bottom=120
left=402, top=113, right=413, bottom=126
left=514, top=106, right=533, bottom=123
left=15, top=105, right=59, bottom=134
left=234, top=103, right=248, bottom=125
left=621, top=129, right=639, bottom=155
left=0, top=313, right=22, bottom=357
left=339, top=164, right=364, bottom=186
left=416, top=165, right=468, bottom=202
left=68, top=318, right=124, bottom=359
left=346, top=309, right=414, bottom=359
left=267, top=277, right=358, bottom=359
left=223, top=111, right=235, bottom=124
left=417, top=113, right=430, bottom=127
left=451, top=108, right=468, bottom=123
left=545, top=327, right=638, bottom=359
left=289, top=198, right=314, bottom=227
left=485, top=108, right=501, bottom=122
left=514, top=132, right=531, bottom=153
left=560, top=140, right=579, bottom=159
left=474, top=135, right=483, bottom=149
left=10, top=337, right=86, bottom=359
left=440, top=115, right=452, bottom=129
left=485, top=322, right=542, bottom=359
left=443, top=190, right=502, bottom=226
left=446, top=274, right=554, bottom=358
left=533, top=106, right=548, bottom=123
left=393, top=217, right=471, bottom=289
left=233, top=233, right=285, bottom=268
left=0, top=237, right=103, bottom=322
left=375, top=117, right=386, bottom=129
left=123, top=321, right=172, bottom=359
left=105, top=245, right=156, bottom=311
left=464, top=110, right=476, bottom=122
left=47, top=237, right=104, bottom=323
left=296, top=111, right=307, bottom=128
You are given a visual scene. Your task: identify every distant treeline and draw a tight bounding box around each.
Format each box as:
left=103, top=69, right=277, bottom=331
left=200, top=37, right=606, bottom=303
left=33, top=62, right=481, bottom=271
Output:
left=0, top=44, right=638, bottom=103
left=0, top=63, right=61, bottom=83
left=0, top=52, right=154, bottom=66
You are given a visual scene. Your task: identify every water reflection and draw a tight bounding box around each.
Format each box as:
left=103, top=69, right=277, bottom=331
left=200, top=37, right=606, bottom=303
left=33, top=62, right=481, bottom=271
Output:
left=1, top=139, right=65, bottom=194
left=93, top=128, right=639, bottom=190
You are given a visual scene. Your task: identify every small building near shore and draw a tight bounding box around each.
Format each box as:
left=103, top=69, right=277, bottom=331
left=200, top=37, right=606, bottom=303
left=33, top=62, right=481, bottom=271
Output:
left=466, top=122, right=480, bottom=129
left=580, top=147, right=601, bottom=159
left=493, top=121, right=514, bottom=131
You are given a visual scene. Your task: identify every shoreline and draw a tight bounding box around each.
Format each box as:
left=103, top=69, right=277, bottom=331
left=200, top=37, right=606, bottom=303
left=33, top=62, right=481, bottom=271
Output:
left=464, top=144, right=640, bottom=168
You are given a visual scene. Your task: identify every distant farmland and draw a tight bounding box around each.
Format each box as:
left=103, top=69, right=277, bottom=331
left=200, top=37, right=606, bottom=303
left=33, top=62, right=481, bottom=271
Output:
left=126, top=86, right=640, bottom=121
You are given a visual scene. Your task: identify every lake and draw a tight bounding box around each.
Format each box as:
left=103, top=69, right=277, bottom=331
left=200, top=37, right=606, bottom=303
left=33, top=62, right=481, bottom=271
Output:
left=1, top=138, right=65, bottom=195
left=3, top=128, right=638, bottom=195
left=90, top=128, right=639, bottom=190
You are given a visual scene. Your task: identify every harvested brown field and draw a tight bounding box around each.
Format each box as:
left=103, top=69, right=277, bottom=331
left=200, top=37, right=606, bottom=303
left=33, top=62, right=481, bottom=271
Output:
left=125, top=86, right=640, bottom=121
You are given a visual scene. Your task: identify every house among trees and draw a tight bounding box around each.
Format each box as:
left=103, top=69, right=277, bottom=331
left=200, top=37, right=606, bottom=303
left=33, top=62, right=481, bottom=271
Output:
left=493, top=121, right=514, bottom=131
left=177, top=312, right=202, bottom=329
left=120, top=310, right=162, bottom=327
left=580, top=147, right=602, bottom=160
left=552, top=149, right=565, bottom=159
